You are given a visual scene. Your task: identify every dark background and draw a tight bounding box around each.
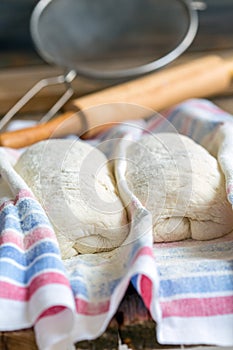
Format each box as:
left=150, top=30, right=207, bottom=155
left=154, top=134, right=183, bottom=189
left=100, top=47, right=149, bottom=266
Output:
left=0, top=0, right=232, bottom=68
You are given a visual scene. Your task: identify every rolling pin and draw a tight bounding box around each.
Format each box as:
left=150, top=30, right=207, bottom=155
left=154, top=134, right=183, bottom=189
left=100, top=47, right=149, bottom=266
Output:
left=0, top=55, right=233, bottom=149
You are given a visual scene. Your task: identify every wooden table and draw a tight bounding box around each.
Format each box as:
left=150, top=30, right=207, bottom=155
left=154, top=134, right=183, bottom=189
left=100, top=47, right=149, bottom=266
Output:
left=1, top=49, right=233, bottom=118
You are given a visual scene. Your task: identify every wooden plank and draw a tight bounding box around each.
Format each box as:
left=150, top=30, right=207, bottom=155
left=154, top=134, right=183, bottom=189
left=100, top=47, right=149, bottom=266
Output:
left=0, top=49, right=233, bottom=117
left=211, top=95, right=233, bottom=115
left=0, top=65, right=107, bottom=116
left=1, top=329, right=37, bottom=350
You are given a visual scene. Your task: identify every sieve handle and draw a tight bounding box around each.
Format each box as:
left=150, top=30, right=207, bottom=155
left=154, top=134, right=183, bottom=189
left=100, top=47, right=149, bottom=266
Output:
left=0, top=55, right=232, bottom=148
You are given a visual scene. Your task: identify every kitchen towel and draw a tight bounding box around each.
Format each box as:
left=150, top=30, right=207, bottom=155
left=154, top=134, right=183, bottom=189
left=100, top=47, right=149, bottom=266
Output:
left=0, top=98, right=232, bottom=349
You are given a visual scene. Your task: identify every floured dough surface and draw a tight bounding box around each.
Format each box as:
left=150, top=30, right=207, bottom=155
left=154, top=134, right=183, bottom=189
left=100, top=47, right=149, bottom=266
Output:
left=125, top=133, right=233, bottom=242
left=15, top=139, right=129, bottom=258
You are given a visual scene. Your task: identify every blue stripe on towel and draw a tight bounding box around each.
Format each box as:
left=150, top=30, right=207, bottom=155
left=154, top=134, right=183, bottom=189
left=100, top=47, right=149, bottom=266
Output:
left=0, top=241, right=60, bottom=266
left=0, top=255, right=65, bottom=284
left=159, top=273, right=233, bottom=298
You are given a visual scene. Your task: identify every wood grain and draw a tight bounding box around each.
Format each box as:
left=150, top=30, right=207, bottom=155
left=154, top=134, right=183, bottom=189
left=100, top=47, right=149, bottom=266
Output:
left=0, top=50, right=233, bottom=117
left=0, top=329, right=37, bottom=350
left=1, top=54, right=233, bottom=148
left=0, top=65, right=106, bottom=116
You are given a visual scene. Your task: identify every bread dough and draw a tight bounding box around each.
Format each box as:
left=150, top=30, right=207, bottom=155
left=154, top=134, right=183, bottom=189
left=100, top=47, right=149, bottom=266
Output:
left=125, top=133, right=233, bottom=242
left=15, top=139, right=129, bottom=258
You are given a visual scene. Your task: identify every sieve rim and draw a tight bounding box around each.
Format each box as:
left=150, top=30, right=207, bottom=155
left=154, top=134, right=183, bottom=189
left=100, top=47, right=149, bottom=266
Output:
left=30, top=0, right=199, bottom=80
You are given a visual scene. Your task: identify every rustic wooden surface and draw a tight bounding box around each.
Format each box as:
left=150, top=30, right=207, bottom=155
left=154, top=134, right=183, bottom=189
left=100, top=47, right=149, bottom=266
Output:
left=1, top=49, right=233, bottom=118
left=0, top=65, right=107, bottom=117
left=0, top=329, right=38, bottom=350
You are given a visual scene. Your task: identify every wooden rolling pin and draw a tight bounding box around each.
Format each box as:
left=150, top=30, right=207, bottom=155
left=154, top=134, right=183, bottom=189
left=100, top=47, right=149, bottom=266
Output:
left=0, top=55, right=233, bottom=149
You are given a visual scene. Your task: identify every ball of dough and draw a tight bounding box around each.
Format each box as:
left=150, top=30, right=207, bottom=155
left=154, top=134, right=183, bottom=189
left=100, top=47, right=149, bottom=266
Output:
left=15, top=139, right=129, bottom=258
left=125, top=133, right=233, bottom=242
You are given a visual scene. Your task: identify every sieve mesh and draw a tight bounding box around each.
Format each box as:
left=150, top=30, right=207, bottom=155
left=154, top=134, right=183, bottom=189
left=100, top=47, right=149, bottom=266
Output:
left=30, top=0, right=199, bottom=79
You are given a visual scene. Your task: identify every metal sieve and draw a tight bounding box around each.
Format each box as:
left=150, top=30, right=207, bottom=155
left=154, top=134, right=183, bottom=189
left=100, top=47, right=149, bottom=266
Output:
left=0, top=0, right=202, bottom=129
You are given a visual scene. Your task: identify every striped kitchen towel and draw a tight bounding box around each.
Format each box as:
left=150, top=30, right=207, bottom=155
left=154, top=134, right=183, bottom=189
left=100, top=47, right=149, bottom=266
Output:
left=0, top=98, right=233, bottom=349
left=0, top=145, right=159, bottom=350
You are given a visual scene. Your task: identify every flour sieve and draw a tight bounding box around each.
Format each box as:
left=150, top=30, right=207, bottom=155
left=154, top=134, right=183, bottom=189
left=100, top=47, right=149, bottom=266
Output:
left=0, top=0, right=202, bottom=129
